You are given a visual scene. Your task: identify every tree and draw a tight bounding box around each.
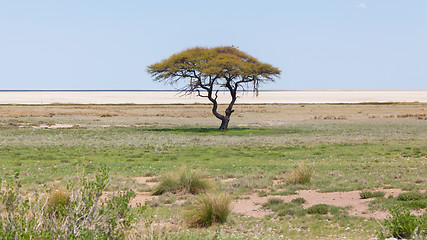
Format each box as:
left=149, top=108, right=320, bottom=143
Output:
left=147, top=46, right=281, bottom=130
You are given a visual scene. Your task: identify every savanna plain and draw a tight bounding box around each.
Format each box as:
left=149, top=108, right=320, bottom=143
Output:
left=0, top=103, right=426, bottom=239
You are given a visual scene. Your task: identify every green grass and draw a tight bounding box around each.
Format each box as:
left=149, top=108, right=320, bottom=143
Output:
left=1, top=140, right=424, bottom=193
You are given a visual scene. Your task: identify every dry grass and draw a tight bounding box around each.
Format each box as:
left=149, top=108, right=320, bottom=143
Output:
left=185, top=192, right=232, bottom=227
left=47, top=185, right=70, bottom=208
left=286, top=163, right=313, bottom=185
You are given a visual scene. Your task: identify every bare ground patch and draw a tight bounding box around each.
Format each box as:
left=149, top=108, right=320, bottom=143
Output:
left=233, top=188, right=407, bottom=219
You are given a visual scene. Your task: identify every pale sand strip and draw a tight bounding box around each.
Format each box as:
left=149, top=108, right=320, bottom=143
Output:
left=0, top=90, right=426, bottom=104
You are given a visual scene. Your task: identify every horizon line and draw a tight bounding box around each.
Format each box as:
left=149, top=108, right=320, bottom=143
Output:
left=1, top=89, right=427, bottom=92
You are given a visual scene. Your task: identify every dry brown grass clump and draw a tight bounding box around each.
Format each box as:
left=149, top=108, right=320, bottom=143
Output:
left=185, top=192, right=232, bottom=227
left=286, top=163, right=313, bottom=185
left=47, top=185, right=70, bottom=210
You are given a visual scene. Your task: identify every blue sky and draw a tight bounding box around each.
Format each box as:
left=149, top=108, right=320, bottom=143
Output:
left=1, top=1, right=426, bottom=89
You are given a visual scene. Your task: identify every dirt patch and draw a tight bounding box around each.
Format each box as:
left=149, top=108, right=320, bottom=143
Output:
left=233, top=189, right=407, bottom=219
left=130, top=192, right=155, bottom=207
left=132, top=176, right=159, bottom=187
left=233, top=195, right=275, bottom=218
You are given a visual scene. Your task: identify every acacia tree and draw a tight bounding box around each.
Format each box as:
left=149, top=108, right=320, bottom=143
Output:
left=147, top=46, right=281, bottom=130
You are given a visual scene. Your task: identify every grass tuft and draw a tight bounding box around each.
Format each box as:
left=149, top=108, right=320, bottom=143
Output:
left=360, top=191, right=385, bottom=199
left=48, top=185, right=70, bottom=207
left=286, top=163, right=313, bottom=185
left=291, top=197, right=307, bottom=205
left=186, top=192, right=232, bottom=227
left=307, top=204, right=330, bottom=215
left=152, top=168, right=211, bottom=195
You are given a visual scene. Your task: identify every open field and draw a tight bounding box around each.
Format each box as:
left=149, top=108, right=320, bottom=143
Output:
left=1, top=104, right=426, bottom=239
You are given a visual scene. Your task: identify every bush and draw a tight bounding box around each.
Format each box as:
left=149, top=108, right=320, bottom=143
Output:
left=404, top=200, right=427, bottom=209
left=286, top=163, right=312, bottom=185
left=397, top=192, right=425, bottom=201
left=0, top=169, right=145, bottom=239
left=291, top=197, right=307, bottom=205
left=186, top=192, right=232, bottom=227
left=277, top=205, right=297, bottom=217
left=378, top=205, right=427, bottom=239
left=307, top=204, right=329, bottom=215
left=360, top=191, right=385, bottom=199
left=153, top=168, right=211, bottom=195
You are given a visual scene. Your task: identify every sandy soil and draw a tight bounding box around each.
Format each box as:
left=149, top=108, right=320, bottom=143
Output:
left=233, top=189, right=406, bottom=219
left=1, top=90, right=427, bottom=104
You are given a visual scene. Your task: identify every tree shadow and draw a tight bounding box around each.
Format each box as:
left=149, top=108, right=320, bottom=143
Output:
left=142, top=127, right=252, bottom=134
left=140, top=126, right=309, bottom=135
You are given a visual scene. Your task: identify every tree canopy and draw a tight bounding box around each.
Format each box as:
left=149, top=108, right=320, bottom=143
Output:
left=147, top=46, right=281, bottom=130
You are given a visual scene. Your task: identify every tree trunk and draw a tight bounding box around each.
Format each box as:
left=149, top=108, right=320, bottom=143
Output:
left=219, top=117, right=230, bottom=130
left=219, top=107, right=234, bottom=130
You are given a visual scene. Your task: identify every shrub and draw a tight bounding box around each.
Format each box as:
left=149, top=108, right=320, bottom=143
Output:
left=291, top=197, right=307, bottom=205
left=360, top=191, right=385, bottom=199
left=0, top=169, right=145, bottom=239
left=397, top=192, right=425, bottom=201
left=378, top=205, right=427, bottom=239
left=286, top=163, right=312, bottom=185
left=307, top=204, right=329, bottom=215
left=277, top=205, right=297, bottom=217
left=404, top=200, right=427, bottom=209
left=153, top=168, right=211, bottom=195
left=186, top=192, right=232, bottom=227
